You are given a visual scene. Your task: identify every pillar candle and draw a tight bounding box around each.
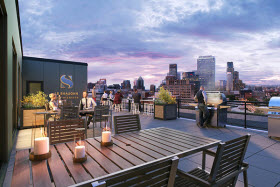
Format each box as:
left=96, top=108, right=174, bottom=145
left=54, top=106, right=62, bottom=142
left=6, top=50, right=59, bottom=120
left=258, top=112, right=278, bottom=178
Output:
left=34, top=137, right=49, bottom=155
left=74, top=145, right=85, bottom=159
left=102, top=131, right=111, bottom=142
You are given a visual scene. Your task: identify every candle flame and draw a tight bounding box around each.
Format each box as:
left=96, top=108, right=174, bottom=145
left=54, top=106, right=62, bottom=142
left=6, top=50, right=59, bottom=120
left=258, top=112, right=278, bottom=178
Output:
left=103, top=126, right=111, bottom=131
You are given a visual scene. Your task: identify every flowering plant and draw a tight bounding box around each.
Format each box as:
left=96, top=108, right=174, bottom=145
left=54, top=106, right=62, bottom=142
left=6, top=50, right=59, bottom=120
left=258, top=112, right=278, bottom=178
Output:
left=22, top=91, right=48, bottom=108
left=155, top=87, right=177, bottom=104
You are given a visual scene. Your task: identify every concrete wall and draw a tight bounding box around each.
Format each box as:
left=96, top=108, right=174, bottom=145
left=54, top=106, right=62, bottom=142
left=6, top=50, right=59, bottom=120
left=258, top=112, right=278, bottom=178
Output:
left=0, top=0, right=23, bottom=162
left=22, top=57, right=88, bottom=105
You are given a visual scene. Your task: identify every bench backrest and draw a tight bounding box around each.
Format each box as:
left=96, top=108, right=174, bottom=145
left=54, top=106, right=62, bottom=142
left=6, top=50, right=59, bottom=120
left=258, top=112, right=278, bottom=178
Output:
left=61, top=106, right=79, bottom=119
left=113, top=114, right=141, bottom=134
left=48, top=118, right=86, bottom=144
left=209, top=135, right=251, bottom=185
left=91, top=156, right=179, bottom=187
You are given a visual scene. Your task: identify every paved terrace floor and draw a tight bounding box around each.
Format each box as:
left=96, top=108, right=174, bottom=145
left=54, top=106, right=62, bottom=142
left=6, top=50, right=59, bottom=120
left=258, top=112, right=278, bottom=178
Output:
left=4, top=112, right=280, bottom=187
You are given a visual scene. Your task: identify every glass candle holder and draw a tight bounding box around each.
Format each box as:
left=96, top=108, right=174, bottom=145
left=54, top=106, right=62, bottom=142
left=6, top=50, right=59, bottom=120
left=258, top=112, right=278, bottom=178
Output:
left=73, top=133, right=87, bottom=163
left=101, top=126, right=113, bottom=146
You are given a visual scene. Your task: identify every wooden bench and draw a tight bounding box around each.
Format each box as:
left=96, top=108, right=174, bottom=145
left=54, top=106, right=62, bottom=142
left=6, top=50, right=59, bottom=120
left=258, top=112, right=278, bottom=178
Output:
left=175, top=135, right=251, bottom=187
left=48, top=118, right=86, bottom=144
left=113, top=114, right=141, bottom=134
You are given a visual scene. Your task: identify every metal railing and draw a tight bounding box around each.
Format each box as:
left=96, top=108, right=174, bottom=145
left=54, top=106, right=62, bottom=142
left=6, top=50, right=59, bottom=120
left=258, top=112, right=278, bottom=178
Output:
left=176, top=99, right=269, bottom=131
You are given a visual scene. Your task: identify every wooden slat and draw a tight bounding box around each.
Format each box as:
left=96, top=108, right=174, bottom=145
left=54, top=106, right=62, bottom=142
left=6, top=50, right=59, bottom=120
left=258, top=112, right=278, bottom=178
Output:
left=126, top=132, right=183, bottom=153
left=66, top=142, right=108, bottom=178
left=148, top=128, right=211, bottom=147
left=94, top=137, right=145, bottom=165
left=112, top=135, right=164, bottom=159
left=32, top=160, right=52, bottom=187
left=85, top=141, right=121, bottom=174
left=11, top=150, right=30, bottom=187
left=48, top=146, right=74, bottom=187
left=139, top=130, right=195, bottom=149
left=155, top=127, right=218, bottom=144
left=114, top=114, right=141, bottom=134
left=87, top=139, right=134, bottom=169
left=118, top=134, right=174, bottom=156
left=111, top=137, right=155, bottom=162
left=55, top=143, right=91, bottom=184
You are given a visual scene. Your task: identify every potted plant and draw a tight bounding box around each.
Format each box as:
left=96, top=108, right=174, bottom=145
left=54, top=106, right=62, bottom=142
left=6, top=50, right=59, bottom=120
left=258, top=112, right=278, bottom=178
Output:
left=154, top=87, right=177, bottom=120
left=21, top=91, right=48, bottom=128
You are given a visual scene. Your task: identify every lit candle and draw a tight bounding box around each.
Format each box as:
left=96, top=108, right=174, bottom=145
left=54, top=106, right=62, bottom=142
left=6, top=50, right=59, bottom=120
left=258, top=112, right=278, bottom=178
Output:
left=102, top=131, right=111, bottom=142
left=74, top=145, right=85, bottom=159
left=34, top=137, right=49, bottom=155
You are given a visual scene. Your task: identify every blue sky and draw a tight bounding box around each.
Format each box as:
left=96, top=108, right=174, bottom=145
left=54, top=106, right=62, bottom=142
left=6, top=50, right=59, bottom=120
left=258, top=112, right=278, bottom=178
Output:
left=19, top=0, right=280, bottom=87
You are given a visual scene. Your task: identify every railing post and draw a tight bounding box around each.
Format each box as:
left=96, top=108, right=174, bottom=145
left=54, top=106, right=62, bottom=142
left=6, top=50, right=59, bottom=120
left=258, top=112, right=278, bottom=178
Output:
left=244, top=102, right=247, bottom=128
left=128, top=99, right=131, bottom=112
left=177, top=99, right=180, bottom=118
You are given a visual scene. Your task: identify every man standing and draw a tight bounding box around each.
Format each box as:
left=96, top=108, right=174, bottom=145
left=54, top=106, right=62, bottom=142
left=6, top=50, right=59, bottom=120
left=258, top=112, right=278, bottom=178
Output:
left=80, top=91, right=96, bottom=128
left=194, top=86, right=209, bottom=128
left=132, top=89, right=142, bottom=112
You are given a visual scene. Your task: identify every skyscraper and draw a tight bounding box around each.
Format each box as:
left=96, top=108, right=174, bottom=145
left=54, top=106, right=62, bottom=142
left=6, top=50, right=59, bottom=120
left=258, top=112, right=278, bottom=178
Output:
left=136, top=76, right=145, bottom=90
left=226, top=62, right=234, bottom=91
left=121, top=80, right=131, bottom=90
left=169, top=64, right=177, bottom=78
left=197, top=56, right=215, bottom=90
left=150, top=84, right=156, bottom=92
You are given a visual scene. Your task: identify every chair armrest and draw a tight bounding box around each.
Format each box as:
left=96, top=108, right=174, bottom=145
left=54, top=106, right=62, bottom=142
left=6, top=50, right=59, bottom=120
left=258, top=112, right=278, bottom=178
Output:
left=203, top=149, right=216, bottom=157
left=177, top=169, right=211, bottom=187
left=214, top=162, right=249, bottom=186
left=202, top=149, right=216, bottom=170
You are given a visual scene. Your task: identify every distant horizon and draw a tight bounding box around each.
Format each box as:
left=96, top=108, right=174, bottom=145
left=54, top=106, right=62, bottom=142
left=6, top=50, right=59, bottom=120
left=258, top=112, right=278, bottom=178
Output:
left=19, top=0, right=280, bottom=87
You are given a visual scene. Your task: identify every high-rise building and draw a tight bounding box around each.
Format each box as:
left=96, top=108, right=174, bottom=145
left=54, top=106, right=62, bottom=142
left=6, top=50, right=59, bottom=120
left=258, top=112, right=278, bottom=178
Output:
left=163, top=79, right=194, bottom=99
left=219, top=80, right=227, bottom=91
left=121, top=80, right=131, bottom=90
left=177, top=72, right=181, bottom=80
left=226, top=62, right=234, bottom=91
left=197, top=56, right=215, bottom=90
left=150, top=84, right=156, bottom=92
left=136, top=76, right=145, bottom=90
left=182, top=72, right=200, bottom=94
left=169, top=64, right=177, bottom=78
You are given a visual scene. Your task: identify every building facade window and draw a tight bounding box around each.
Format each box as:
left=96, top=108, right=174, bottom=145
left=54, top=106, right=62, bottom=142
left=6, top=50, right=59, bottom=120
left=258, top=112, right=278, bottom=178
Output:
left=26, top=81, right=43, bottom=95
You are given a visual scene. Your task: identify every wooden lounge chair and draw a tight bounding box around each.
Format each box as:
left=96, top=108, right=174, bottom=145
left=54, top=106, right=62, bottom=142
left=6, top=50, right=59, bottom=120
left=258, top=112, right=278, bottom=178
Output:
left=48, top=118, right=86, bottom=144
left=175, top=135, right=251, bottom=187
left=89, top=156, right=179, bottom=187
left=113, top=114, right=141, bottom=134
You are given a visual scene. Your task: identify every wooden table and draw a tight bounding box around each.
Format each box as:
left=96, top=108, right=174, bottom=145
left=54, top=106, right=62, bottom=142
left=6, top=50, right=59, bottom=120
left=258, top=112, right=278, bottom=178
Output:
left=11, top=127, right=220, bottom=187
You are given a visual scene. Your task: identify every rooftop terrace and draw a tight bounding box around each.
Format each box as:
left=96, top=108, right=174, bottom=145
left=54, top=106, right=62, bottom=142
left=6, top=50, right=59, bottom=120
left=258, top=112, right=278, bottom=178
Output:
left=3, top=112, right=280, bottom=187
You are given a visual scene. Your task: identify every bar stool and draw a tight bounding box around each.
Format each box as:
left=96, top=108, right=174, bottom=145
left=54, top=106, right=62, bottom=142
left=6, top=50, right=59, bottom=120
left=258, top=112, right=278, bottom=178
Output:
left=148, top=103, right=154, bottom=115
left=143, top=103, right=149, bottom=115
left=131, top=103, right=140, bottom=114
left=115, top=104, right=121, bottom=112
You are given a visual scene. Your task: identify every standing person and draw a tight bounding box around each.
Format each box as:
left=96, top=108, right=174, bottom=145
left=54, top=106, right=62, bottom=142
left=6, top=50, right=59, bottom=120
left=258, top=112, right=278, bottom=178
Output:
left=92, top=86, right=97, bottom=102
left=79, top=91, right=96, bottom=128
left=109, top=91, right=114, bottom=104
left=194, top=86, right=209, bottom=128
left=101, top=91, right=108, bottom=105
left=113, top=90, right=123, bottom=105
left=132, top=89, right=142, bottom=112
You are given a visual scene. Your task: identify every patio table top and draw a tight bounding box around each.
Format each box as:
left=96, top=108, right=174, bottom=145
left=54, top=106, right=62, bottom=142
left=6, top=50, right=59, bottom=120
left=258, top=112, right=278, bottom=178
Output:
left=11, top=127, right=220, bottom=187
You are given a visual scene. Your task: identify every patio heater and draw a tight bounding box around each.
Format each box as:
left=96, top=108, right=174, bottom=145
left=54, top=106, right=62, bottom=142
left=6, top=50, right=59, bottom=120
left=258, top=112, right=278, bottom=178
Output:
left=196, top=91, right=229, bottom=127
left=268, top=97, right=280, bottom=138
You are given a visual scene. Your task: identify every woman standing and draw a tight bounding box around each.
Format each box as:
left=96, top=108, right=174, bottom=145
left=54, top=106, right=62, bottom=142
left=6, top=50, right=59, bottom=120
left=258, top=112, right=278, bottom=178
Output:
left=92, top=86, right=96, bottom=102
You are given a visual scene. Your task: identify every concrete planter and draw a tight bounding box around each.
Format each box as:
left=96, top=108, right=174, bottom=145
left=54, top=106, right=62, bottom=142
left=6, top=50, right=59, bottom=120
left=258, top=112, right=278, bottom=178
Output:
left=20, top=108, right=45, bottom=128
left=154, top=104, right=177, bottom=120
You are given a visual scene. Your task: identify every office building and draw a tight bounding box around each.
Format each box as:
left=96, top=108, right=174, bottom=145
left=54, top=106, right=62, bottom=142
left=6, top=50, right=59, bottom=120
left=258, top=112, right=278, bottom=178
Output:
left=136, top=76, right=145, bottom=90
left=150, top=84, right=156, bottom=93
left=182, top=72, right=200, bottom=94
left=169, top=64, right=177, bottom=79
left=121, top=80, right=131, bottom=90
left=163, top=78, right=194, bottom=99
left=197, top=56, right=215, bottom=90
left=226, top=62, right=234, bottom=91
left=219, top=80, right=227, bottom=91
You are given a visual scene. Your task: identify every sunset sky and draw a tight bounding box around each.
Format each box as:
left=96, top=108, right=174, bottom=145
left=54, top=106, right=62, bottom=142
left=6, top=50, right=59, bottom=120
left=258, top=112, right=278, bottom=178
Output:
left=19, top=0, right=280, bottom=87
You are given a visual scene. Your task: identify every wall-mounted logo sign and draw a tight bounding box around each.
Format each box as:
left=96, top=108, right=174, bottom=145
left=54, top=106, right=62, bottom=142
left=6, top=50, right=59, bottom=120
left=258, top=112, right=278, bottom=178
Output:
left=60, top=75, right=74, bottom=89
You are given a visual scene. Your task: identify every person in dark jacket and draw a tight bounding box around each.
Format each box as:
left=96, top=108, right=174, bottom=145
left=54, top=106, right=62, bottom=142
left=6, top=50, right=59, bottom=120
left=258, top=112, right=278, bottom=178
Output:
left=132, top=89, right=142, bottom=111
left=113, top=90, right=123, bottom=104
left=194, top=86, right=209, bottom=128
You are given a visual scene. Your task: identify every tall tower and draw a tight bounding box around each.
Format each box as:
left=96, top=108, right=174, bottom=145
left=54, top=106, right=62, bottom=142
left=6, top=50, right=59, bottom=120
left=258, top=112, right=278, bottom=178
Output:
left=169, top=64, right=177, bottom=79
left=197, top=56, right=215, bottom=90
left=226, top=62, right=234, bottom=91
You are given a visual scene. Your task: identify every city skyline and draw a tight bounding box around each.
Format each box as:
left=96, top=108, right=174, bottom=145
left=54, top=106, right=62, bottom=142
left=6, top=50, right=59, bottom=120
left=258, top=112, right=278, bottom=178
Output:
left=19, top=0, right=280, bottom=87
